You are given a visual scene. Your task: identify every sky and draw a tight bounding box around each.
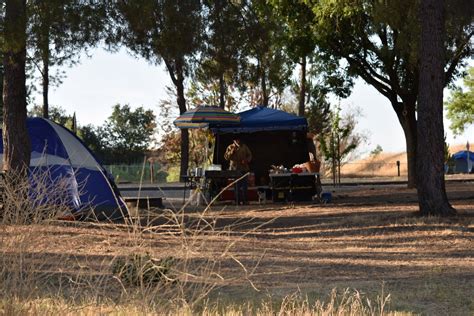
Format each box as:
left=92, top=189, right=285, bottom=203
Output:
left=32, top=47, right=473, bottom=155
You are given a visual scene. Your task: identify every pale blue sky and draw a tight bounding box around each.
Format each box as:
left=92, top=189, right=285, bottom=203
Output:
left=32, top=48, right=473, bottom=154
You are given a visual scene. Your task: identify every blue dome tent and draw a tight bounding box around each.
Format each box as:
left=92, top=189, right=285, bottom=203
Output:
left=452, top=150, right=474, bottom=173
left=0, top=118, right=128, bottom=220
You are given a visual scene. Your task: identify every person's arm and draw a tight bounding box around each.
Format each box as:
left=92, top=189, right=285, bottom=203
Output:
left=224, top=144, right=235, bottom=161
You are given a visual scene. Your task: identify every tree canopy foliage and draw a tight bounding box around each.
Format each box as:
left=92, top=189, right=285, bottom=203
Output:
left=111, top=0, right=204, bottom=177
left=29, top=103, right=75, bottom=127
left=27, top=0, right=106, bottom=118
left=29, top=104, right=157, bottom=164
left=302, top=0, right=473, bottom=187
left=81, top=104, right=156, bottom=164
left=195, top=0, right=247, bottom=109
left=446, top=67, right=474, bottom=135
left=2, top=0, right=473, bottom=198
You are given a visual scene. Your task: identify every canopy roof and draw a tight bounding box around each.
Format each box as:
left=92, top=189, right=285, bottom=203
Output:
left=452, top=150, right=474, bottom=161
left=212, top=106, right=307, bottom=133
left=174, top=105, right=240, bottom=129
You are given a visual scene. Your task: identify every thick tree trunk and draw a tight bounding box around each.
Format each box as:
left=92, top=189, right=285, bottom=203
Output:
left=298, top=56, right=306, bottom=117
left=0, top=56, right=4, bottom=119
left=175, top=61, right=189, bottom=180
left=164, top=58, right=190, bottom=181
left=219, top=73, right=225, bottom=109
left=417, top=0, right=455, bottom=216
left=42, top=46, right=49, bottom=119
left=2, top=0, right=31, bottom=176
left=396, top=103, right=417, bottom=189
left=392, top=99, right=418, bottom=188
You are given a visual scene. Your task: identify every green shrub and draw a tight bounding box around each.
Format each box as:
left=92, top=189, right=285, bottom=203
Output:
left=166, top=166, right=181, bottom=182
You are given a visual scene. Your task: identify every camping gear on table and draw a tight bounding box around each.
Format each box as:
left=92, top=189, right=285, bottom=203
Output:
left=0, top=118, right=128, bottom=220
left=212, top=107, right=309, bottom=186
left=304, top=160, right=321, bottom=173
left=195, top=167, right=204, bottom=177
left=270, top=172, right=320, bottom=202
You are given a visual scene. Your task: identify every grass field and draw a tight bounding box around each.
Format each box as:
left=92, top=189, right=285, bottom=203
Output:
left=1, top=182, right=473, bottom=315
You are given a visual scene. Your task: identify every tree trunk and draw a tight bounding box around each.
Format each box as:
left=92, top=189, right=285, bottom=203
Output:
left=298, top=55, right=306, bottom=117
left=0, top=55, right=4, bottom=119
left=219, top=73, right=225, bottom=109
left=2, top=0, right=31, bottom=176
left=42, top=45, right=49, bottom=119
left=175, top=61, right=189, bottom=180
left=258, top=62, right=268, bottom=107
left=261, top=71, right=269, bottom=107
left=393, top=100, right=417, bottom=188
left=417, top=0, right=455, bottom=216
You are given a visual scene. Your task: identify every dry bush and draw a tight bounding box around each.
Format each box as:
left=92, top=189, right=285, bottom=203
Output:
left=0, top=287, right=405, bottom=315
left=0, top=170, right=264, bottom=313
left=109, top=181, right=266, bottom=311
left=0, top=168, right=109, bottom=308
left=1, top=169, right=80, bottom=224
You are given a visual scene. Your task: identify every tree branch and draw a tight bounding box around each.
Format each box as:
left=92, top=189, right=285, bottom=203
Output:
left=345, top=55, right=396, bottom=102
left=164, top=58, right=179, bottom=87
left=444, top=30, right=474, bottom=85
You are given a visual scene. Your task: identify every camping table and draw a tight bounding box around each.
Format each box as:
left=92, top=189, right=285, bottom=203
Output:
left=204, top=170, right=245, bottom=201
left=269, top=172, right=321, bottom=202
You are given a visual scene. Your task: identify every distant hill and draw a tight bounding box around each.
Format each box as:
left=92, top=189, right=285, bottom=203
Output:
left=337, top=143, right=471, bottom=178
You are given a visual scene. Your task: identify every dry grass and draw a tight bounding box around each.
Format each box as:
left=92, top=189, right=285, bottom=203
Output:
left=1, top=178, right=473, bottom=314
left=340, top=152, right=408, bottom=178
left=339, top=142, right=472, bottom=178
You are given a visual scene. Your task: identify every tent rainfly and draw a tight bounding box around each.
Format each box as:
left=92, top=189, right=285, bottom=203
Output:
left=0, top=118, right=128, bottom=220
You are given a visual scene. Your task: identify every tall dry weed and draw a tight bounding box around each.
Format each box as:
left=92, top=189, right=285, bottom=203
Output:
left=0, top=166, right=405, bottom=315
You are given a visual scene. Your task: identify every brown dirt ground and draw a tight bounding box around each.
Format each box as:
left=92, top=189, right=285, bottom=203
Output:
left=1, top=182, right=473, bottom=315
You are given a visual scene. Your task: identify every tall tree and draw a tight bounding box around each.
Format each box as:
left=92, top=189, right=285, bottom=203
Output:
left=2, top=0, right=31, bottom=176
left=305, top=87, right=332, bottom=137
left=198, top=0, right=246, bottom=109
left=27, top=0, right=106, bottom=119
left=445, top=67, right=474, bottom=135
left=304, top=0, right=473, bottom=188
left=112, top=0, right=203, bottom=178
left=241, top=0, right=292, bottom=107
left=417, top=0, right=456, bottom=216
left=0, top=53, right=4, bottom=120
left=0, top=4, right=4, bottom=120
left=269, top=0, right=316, bottom=116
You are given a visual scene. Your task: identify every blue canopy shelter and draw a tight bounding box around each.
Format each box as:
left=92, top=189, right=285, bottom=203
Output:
left=212, top=106, right=307, bottom=134
left=0, top=118, right=128, bottom=220
left=452, top=150, right=474, bottom=173
left=212, top=107, right=310, bottom=185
